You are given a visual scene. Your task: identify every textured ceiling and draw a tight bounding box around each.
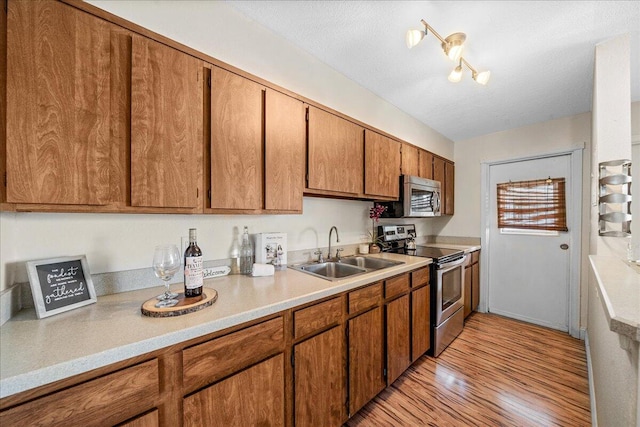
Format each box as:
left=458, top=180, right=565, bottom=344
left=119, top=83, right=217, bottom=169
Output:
left=226, top=1, right=640, bottom=141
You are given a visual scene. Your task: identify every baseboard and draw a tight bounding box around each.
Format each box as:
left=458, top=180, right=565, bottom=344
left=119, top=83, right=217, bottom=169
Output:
left=584, top=331, right=598, bottom=426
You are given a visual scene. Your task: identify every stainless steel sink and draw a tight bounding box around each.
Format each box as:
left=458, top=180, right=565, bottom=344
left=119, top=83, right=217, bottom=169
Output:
left=292, top=262, right=367, bottom=281
left=339, top=256, right=404, bottom=270
left=291, top=256, right=404, bottom=281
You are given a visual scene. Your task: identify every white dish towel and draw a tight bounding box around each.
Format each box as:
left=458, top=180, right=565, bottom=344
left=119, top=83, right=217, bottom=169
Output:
left=251, top=263, right=275, bottom=277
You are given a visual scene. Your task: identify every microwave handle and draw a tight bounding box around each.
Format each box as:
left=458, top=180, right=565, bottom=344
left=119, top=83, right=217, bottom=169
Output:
left=434, top=191, right=441, bottom=213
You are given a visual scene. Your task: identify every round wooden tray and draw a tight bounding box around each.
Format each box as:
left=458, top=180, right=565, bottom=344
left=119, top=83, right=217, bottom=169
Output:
left=141, top=288, right=218, bottom=318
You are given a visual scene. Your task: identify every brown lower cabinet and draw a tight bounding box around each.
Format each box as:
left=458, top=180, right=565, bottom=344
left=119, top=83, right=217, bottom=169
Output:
left=0, top=359, right=160, bottom=427
left=0, top=267, right=434, bottom=426
left=118, top=410, right=160, bottom=427
left=184, top=354, right=285, bottom=427
left=384, top=274, right=411, bottom=385
left=464, top=250, right=481, bottom=318
left=294, top=326, right=345, bottom=426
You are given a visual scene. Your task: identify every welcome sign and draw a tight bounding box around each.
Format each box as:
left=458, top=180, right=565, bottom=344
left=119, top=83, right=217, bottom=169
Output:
left=27, top=256, right=97, bottom=319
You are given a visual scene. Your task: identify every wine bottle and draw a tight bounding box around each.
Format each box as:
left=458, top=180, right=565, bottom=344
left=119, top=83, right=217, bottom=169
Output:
left=240, top=226, right=254, bottom=275
left=184, top=228, right=203, bottom=297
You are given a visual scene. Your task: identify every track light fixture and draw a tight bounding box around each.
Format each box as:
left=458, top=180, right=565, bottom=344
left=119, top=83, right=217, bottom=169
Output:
left=406, top=19, right=490, bottom=85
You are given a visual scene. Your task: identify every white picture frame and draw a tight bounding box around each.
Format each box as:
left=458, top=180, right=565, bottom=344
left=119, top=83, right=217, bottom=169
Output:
left=26, top=255, right=97, bottom=319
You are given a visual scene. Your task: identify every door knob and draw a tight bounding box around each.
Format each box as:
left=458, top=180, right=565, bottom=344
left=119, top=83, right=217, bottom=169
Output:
left=560, top=244, right=569, bottom=250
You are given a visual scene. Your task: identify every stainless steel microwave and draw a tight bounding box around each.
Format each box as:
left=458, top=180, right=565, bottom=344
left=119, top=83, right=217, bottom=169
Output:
left=379, top=175, right=441, bottom=218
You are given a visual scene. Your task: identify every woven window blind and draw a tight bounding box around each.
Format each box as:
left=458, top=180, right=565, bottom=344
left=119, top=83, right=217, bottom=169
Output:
left=497, top=178, right=568, bottom=231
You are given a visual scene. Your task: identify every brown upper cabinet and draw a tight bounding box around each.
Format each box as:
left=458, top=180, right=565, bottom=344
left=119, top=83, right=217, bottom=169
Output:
left=1, top=0, right=452, bottom=214
left=401, top=144, right=420, bottom=177
left=307, top=106, right=364, bottom=196
left=401, top=143, right=433, bottom=181
left=419, top=150, right=434, bottom=180
left=364, top=130, right=400, bottom=199
left=210, top=66, right=264, bottom=211
left=130, top=35, right=203, bottom=209
left=433, top=156, right=454, bottom=215
left=264, top=89, right=306, bottom=212
left=209, top=66, right=305, bottom=212
left=6, top=0, right=112, bottom=206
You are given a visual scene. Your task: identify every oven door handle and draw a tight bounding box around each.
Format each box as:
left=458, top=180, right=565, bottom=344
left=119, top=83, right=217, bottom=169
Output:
left=437, top=256, right=467, bottom=271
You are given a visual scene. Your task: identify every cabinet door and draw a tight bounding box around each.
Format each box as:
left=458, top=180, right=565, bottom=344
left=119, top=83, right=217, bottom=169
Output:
left=210, top=66, right=263, bottom=210
left=471, top=261, right=480, bottom=311
left=364, top=130, right=400, bottom=198
left=386, top=295, right=410, bottom=385
left=131, top=35, right=203, bottom=208
left=308, top=106, right=363, bottom=195
left=444, top=160, right=455, bottom=214
left=6, top=0, right=112, bottom=205
left=348, top=307, right=385, bottom=415
left=183, top=354, right=284, bottom=427
left=265, top=89, right=305, bottom=211
left=294, top=326, right=345, bottom=427
left=401, top=144, right=420, bottom=177
left=118, top=410, right=159, bottom=427
left=432, top=156, right=445, bottom=187
left=464, top=265, right=472, bottom=318
left=411, top=285, right=430, bottom=361
left=418, top=150, right=433, bottom=179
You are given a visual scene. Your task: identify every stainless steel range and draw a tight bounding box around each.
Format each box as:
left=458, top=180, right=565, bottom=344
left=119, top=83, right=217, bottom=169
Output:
left=378, top=224, right=466, bottom=357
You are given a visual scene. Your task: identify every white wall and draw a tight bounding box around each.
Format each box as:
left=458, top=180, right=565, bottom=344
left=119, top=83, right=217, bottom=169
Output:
left=588, top=34, right=637, bottom=427
left=591, top=34, right=632, bottom=259
left=587, top=266, right=639, bottom=427
left=0, top=1, right=453, bottom=292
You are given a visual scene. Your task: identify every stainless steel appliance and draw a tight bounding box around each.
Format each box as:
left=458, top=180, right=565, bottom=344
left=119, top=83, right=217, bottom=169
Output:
left=378, top=224, right=465, bottom=357
left=378, top=175, right=441, bottom=218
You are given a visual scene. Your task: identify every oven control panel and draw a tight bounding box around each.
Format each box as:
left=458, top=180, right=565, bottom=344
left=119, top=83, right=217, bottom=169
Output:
left=378, top=224, right=416, bottom=242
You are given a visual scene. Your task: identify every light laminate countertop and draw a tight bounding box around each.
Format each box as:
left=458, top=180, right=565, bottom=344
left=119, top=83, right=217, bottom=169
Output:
left=0, top=252, right=432, bottom=399
left=416, top=243, right=482, bottom=253
left=589, top=255, right=640, bottom=342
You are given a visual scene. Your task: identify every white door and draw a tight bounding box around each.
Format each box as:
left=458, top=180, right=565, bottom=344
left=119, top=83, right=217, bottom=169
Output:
left=487, top=154, right=573, bottom=331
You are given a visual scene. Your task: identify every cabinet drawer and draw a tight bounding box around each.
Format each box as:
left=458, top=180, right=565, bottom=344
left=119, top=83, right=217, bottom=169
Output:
left=385, top=274, right=410, bottom=299
left=411, top=267, right=430, bottom=288
left=348, top=282, right=382, bottom=314
left=183, top=317, right=284, bottom=393
left=294, top=297, right=342, bottom=339
left=0, top=359, right=159, bottom=427
left=471, top=250, right=480, bottom=264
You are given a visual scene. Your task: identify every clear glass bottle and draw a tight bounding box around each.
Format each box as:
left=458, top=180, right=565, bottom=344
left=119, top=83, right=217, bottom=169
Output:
left=229, top=234, right=241, bottom=275
left=240, top=226, right=254, bottom=275
left=184, top=228, right=203, bottom=297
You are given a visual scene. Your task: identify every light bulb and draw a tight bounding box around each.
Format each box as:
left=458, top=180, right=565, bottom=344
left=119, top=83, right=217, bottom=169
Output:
left=406, top=29, right=425, bottom=49
left=448, top=66, right=462, bottom=83
left=474, top=70, right=490, bottom=85
left=447, top=44, right=463, bottom=62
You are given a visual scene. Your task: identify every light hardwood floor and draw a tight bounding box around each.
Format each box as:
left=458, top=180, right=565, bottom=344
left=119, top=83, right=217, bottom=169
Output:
left=346, top=313, right=591, bottom=426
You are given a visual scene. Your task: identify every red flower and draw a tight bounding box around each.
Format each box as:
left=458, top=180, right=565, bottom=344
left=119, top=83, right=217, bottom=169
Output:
left=369, top=204, right=387, bottom=222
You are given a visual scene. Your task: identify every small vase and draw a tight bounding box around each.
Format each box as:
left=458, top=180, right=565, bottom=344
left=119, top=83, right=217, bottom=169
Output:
left=369, top=244, right=381, bottom=254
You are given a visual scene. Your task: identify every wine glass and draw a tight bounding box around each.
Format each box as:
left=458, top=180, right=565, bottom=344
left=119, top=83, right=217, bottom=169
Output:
left=152, top=244, right=181, bottom=308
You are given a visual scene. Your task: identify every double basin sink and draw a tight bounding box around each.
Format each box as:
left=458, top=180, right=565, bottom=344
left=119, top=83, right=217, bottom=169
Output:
left=292, top=256, right=404, bottom=281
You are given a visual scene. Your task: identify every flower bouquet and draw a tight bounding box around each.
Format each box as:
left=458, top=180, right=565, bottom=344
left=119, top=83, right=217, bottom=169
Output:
left=368, top=203, right=387, bottom=252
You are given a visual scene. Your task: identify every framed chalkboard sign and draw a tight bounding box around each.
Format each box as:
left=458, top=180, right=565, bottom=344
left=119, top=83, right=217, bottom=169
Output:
left=26, top=256, right=97, bottom=319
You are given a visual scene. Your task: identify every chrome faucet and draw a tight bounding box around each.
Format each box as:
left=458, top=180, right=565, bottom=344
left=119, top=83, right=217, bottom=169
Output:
left=328, top=226, right=340, bottom=261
